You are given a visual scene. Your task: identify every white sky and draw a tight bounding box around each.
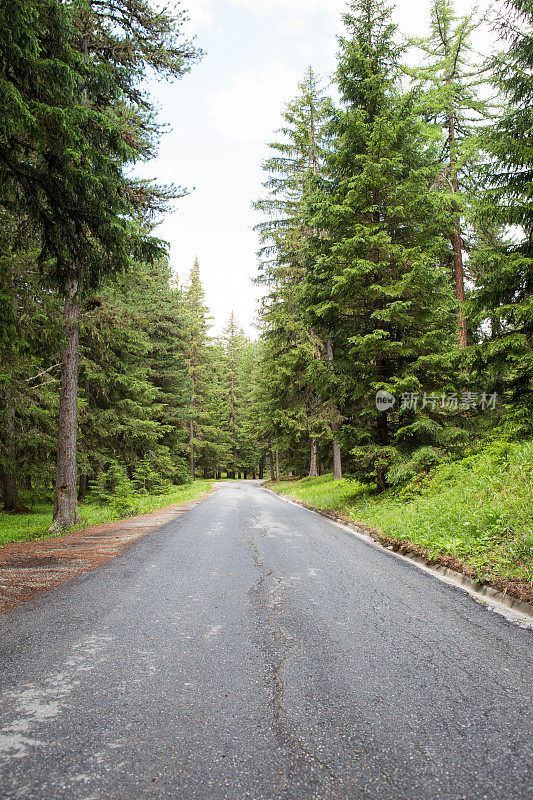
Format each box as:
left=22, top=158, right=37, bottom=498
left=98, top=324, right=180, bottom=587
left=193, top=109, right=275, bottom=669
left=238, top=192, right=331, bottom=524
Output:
left=139, top=0, right=495, bottom=336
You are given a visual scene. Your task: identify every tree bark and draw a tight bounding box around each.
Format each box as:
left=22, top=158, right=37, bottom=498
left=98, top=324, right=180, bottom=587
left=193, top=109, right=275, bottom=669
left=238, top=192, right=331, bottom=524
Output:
left=451, top=220, right=468, bottom=348
left=2, top=263, right=18, bottom=511
left=326, top=337, right=342, bottom=480
left=78, top=474, right=88, bottom=502
left=309, top=437, right=318, bottom=478
left=331, top=431, right=342, bottom=481
left=269, top=449, right=275, bottom=481
left=51, top=269, right=80, bottom=531
left=275, top=449, right=280, bottom=483
left=1, top=476, right=18, bottom=512
left=447, top=109, right=468, bottom=349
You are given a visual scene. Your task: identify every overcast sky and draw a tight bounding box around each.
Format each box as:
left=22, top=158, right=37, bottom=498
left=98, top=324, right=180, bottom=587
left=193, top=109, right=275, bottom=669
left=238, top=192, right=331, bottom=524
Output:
left=139, top=0, right=494, bottom=336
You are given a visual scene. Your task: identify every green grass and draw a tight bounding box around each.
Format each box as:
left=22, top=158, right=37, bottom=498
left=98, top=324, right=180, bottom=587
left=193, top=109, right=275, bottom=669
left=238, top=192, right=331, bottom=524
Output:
left=268, top=442, right=533, bottom=586
left=0, top=481, right=213, bottom=547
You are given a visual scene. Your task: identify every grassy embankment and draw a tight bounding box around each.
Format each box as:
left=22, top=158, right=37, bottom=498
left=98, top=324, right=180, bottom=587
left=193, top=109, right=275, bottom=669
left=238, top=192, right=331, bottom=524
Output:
left=268, top=441, right=533, bottom=590
left=0, top=480, right=213, bottom=548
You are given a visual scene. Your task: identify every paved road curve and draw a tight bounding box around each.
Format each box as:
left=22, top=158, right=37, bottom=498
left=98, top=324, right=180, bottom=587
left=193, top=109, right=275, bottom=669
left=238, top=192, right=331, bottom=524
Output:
left=0, top=482, right=531, bottom=800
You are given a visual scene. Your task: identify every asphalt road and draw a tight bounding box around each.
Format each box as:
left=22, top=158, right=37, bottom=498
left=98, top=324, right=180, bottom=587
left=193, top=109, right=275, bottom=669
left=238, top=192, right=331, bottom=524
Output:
left=0, top=482, right=531, bottom=800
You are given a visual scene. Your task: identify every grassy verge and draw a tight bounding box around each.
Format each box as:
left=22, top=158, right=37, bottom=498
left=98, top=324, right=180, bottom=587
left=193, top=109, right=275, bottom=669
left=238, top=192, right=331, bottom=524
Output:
left=268, top=441, right=533, bottom=593
left=0, top=480, right=213, bottom=548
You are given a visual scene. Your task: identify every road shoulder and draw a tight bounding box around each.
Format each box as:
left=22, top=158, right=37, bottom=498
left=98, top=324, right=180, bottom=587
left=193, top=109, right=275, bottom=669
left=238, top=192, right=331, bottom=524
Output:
left=0, top=490, right=213, bottom=615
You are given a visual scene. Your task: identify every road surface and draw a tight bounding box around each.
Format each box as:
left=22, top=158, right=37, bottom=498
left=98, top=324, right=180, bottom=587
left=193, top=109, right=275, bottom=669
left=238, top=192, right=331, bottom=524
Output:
left=0, top=481, right=531, bottom=799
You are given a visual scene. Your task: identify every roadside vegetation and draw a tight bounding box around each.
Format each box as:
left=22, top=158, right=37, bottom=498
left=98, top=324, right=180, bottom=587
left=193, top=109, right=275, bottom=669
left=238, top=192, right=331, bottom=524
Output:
left=268, top=441, right=533, bottom=589
left=0, top=481, right=212, bottom=548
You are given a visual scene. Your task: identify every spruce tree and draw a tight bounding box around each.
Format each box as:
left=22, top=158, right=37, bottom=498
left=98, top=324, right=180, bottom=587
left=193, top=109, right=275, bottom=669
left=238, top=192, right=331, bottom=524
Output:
left=254, top=69, right=337, bottom=476
left=184, top=259, right=214, bottom=479
left=305, top=0, right=456, bottom=490
left=221, top=313, right=248, bottom=478
left=1, top=0, right=200, bottom=528
left=0, top=218, right=62, bottom=509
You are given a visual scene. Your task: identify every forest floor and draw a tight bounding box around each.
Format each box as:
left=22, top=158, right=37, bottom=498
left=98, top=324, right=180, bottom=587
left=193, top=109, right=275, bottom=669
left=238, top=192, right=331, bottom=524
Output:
left=0, top=481, right=213, bottom=548
left=267, top=440, right=533, bottom=602
left=0, top=483, right=213, bottom=614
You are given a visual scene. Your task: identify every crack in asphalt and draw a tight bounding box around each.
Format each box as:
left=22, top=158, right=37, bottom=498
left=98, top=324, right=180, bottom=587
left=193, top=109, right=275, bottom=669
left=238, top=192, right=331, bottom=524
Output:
left=245, top=519, right=343, bottom=799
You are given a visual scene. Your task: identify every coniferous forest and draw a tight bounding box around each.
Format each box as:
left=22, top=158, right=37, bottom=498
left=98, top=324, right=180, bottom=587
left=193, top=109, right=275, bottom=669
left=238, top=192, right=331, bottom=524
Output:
left=1, top=0, right=532, bottom=585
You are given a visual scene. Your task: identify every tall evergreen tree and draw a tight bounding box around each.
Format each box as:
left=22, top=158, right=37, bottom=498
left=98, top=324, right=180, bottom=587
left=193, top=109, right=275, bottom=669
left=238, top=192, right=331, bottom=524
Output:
left=254, top=69, right=338, bottom=476
left=305, top=0, right=457, bottom=489
left=1, top=0, right=200, bottom=528
left=0, top=218, right=62, bottom=509
left=184, top=259, right=215, bottom=479
left=221, top=313, right=248, bottom=478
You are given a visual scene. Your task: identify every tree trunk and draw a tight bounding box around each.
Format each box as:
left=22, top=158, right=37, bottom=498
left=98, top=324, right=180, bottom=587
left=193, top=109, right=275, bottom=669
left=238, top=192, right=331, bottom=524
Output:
left=78, top=474, right=88, bottom=502
left=376, top=409, right=388, bottom=492
left=326, top=337, right=342, bottom=479
left=309, top=437, right=318, bottom=478
left=447, top=108, right=468, bottom=350
left=331, top=431, right=342, bottom=481
left=258, top=457, right=264, bottom=480
left=269, top=449, right=275, bottom=481
left=2, top=475, right=18, bottom=512
left=451, top=220, right=468, bottom=348
left=275, top=449, right=280, bottom=483
left=189, top=417, right=195, bottom=480
left=2, top=263, right=19, bottom=511
left=51, top=270, right=80, bottom=532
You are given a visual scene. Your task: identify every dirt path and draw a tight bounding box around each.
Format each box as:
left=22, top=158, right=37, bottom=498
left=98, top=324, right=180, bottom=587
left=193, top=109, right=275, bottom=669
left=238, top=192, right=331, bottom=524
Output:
left=0, top=494, right=210, bottom=614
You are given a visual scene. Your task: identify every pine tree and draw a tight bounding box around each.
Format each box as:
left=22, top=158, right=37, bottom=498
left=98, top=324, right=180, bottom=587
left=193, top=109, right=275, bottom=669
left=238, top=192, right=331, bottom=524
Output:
left=304, top=0, right=457, bottom=490
left=490, top=0, right=533, bottom=235
left=184, top=259, right=215, bottom=479
left=0, top=217, right=63, bottom=509
left=237, top=340, right=261, bottom=478
left=78, top=255, right=192, bottom=494
left=198, top=342, right=231, bottom=478
left=0, top=0, right=200, bottom=528
left=220, top=313, right=248, bottom=478
left=139, top=258, right=191, bottom=484
left=254, top=69, right=338, bottom=477
left=51, top=0, right=199, bottom=528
